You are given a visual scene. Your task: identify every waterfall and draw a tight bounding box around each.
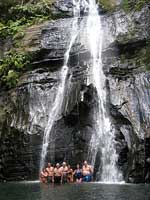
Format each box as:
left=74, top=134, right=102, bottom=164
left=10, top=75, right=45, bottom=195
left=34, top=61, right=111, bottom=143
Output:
left=86, top=0, right=123, bottom=182
left=40, top=0, right=123, bottom=182
left=40, top=0, right=80, bottom=171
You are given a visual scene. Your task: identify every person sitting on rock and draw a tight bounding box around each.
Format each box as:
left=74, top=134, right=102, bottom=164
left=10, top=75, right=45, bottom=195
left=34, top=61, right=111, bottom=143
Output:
left=40, top=168, right=48, bottom=184
left=60, top=162, right=68, bottom=183
left=67, top=165, right=74, bottom=183
left=54, top=163, right=62, bottom=184
left=74, top=164, right=82, bottom=183
left=82, top=160, right=93, bottom=182
left=46, top=162, right=54, bottom=183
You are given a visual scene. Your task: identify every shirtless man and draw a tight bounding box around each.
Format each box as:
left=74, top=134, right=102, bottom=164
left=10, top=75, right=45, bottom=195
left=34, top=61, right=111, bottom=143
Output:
left=40, top=168, right=48, bottom=184
left=82, top=160, right=93, bottom=182
left=60, top=162, right=68, bottom=183
left=54, top=163, right=62, bottom=184
left=46, top=162, right=54, bottom=183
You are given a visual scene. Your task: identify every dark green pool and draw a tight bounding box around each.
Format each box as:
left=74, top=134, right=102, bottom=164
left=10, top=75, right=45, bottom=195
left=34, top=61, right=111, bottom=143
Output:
left=0, top=182, right=149, bottom=200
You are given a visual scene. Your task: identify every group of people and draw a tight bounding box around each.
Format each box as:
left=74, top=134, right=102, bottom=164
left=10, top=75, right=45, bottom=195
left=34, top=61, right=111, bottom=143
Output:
left=40, top=161, right=93, bottom=184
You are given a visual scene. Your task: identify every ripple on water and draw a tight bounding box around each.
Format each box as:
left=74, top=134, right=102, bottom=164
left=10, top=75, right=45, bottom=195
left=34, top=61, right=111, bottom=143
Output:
left=0, top=182, right=149, bottom=200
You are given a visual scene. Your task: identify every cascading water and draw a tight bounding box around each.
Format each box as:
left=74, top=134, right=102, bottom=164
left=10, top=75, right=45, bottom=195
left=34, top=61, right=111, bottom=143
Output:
left=86, top=0, right=123, bottom=182
left=40, top=0, right=81, bottom=171
left=40, top=0, right=123, bottom=182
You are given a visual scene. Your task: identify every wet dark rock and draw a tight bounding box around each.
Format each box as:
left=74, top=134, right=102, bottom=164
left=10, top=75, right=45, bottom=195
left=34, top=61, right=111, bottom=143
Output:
left=0, top=3, right=150, bottom=183
left=52, top=0, right=74, bottom=17
left=102, top=5, right=150, bottom=183
left=0, top=38, right=13, bottom=59
left=0, top=18, right=91, bottom=179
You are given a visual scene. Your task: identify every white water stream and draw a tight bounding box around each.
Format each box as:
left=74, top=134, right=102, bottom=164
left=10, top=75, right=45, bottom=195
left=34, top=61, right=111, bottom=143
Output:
left=86, top=0, right=123, bottom=182
left=40, top=0, right=123, bottom=182
left=40, top=0, right=81, bottom=170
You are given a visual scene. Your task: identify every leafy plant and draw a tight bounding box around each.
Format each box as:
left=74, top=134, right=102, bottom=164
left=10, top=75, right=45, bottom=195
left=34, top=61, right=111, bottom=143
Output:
left=0, top=0, right=55, bottom=40
left=0, top=0, right=55, bottom=89
left=9, top=0, right=54, bottom=21
left=122, top=0, right=149, bottom=12
left=0, top=51, right=31, bottom=89
left=0, top=22, right=8, bottom=39
left=122, top=0, right=130, bottom=11
left=0, top=19, right=25, bottom=39
left=3, top=70, right=19, bottom=88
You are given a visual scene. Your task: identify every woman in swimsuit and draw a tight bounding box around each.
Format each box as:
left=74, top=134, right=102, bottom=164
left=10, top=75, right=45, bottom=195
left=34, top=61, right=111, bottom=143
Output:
left=74, top=164, right=82, bottom=183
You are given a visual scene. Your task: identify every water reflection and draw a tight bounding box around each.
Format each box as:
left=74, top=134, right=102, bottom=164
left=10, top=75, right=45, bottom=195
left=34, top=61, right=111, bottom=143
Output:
left=0, top=182, right=149, bottom=200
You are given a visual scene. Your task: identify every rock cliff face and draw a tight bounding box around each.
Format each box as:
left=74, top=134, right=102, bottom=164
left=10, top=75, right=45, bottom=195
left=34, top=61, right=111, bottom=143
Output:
left=102, top=5, right=150, bottom=183
left=0, top=1, right=149, bottom=183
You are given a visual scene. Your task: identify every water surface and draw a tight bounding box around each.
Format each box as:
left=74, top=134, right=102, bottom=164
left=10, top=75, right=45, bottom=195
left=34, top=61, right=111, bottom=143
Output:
left=0, top=182, right=149, bottom=200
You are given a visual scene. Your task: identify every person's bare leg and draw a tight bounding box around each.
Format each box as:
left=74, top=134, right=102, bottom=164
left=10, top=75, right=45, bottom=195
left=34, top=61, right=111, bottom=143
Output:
left=52, top=175, right=54, bottom=183
left=79, top=178, right=82, bottom=183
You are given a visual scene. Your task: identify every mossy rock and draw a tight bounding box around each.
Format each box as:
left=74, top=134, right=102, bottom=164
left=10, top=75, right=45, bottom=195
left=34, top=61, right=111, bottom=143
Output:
left=16, top=22, right=49, bottom=53
left=0, top=100, right=12, bottom=125
left=120, top=44, right=150, bottom=73
left=98, top=0, right=117, bottom=11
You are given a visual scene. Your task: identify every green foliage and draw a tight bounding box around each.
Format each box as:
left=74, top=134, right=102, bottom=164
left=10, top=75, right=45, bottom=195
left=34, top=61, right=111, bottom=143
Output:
left=9, top=0, right=54, bottom=21
left=122, top=0, right=149, bottom=12
left=0, top=0, right=55, bottom=89
left=98, top=0, right=116, bottom=11
left=0, top=51, right=31, bottom=89
left=0, top=22, right=8, bottom=39
left=3, top=70, right=19, bottom=88
left=0, top=0, right=54, bottom=40
left=0, top=18, right=26, bottom=39
left=135, top=0, right=149, bottom=11
left=122, top=0, right=130, bottom=11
